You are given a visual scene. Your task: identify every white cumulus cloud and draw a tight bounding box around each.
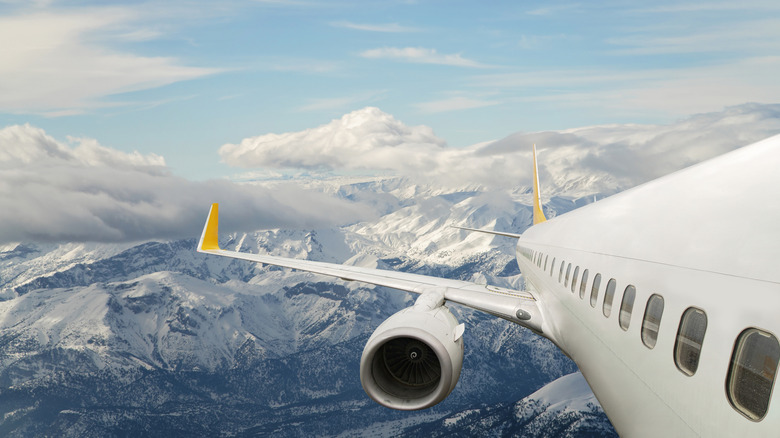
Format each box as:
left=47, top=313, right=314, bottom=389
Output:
left=219, top=104, right=780, bottom=195
left=0, top=125, right=373, bottom=244
left=219, top=107, right=448, bottom=173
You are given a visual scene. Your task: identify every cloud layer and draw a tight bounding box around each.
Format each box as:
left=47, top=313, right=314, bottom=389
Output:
left=0, top=125, right=372, bottom=244
left=359, top=47, right=490, bottom=68
left=0, top=7, right=219, bottom=115
left=220, top=104, right=780, bottom=194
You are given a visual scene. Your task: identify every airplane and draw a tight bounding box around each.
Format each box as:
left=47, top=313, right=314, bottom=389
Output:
left=197, top=135, right=780, bottom=437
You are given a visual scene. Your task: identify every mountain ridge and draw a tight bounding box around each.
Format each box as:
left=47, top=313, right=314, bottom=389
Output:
left=0, top=177, right=615, bottom=437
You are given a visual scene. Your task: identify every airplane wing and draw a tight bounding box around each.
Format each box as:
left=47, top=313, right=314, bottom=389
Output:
left=449, top=225, right=523, bottom=239
left=197, top=203, right=543, bottom=333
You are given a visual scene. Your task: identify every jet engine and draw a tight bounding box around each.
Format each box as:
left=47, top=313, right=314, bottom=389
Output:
left=360, top=293, right=465, bottom=410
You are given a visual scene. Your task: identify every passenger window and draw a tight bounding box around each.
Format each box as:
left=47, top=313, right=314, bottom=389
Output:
left=550, top=258, right=556, bottom=277
left=564, top=263, right=572, bottom=287
left=602, top=278, right=616, bottom=317
left=559, top=261, right=565, bottom=283
left=571, top=266, right=580, bottom=293
left=727, top=328, right=780, bottom=421
left=618, top=285, right=636, bottom=331
left=590, top=273, right=601, bottom=308
left=674, top=307, right=707, bottom=376
left=641, top=294, right=664, bottom=349
left=579, top=269, right=589, bottom=299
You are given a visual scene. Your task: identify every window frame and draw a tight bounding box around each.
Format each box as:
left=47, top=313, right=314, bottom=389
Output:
left=590, top=273, right=601, bottom=308
left=579, top=269, right=589, bottom=299
left=618, top=285, right=636, bottom=331
left=726, top=328, right=780, bottom=421
left=603, top=278, right=617, bottom=318
left=550, top=257, right=556, bottom=277
left=571, top=266, right=580, bottom=293
left=641, top=294, right=664, bottom=349
left=674, top=307, right=708, bottom=377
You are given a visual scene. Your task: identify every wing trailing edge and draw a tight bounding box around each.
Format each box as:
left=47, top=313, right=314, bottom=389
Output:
left=450, top=225, right=522, bottom=239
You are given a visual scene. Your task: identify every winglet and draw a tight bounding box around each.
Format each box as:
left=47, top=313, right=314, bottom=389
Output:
left=198, top=203, right=221, bottom=251
left=532, top=144, right=547, bottom=225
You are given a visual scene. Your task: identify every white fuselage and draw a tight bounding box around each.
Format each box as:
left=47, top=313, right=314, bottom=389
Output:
left=514, top=134, right=780, bottom=437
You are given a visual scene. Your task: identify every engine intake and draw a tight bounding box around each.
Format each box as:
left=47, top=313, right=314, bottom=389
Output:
left=360, top=300, right=464, bottom=410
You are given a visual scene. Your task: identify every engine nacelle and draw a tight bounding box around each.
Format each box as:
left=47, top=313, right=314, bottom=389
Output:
left=360, top=301, right=464, bottom=410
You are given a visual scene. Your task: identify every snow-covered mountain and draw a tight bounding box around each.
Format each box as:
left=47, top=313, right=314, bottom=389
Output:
left=0, top=177, right=616, bottom=437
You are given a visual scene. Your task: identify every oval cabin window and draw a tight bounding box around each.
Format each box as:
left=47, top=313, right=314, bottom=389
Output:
left=603, top=278, right=617, bottom=318
left=727, top=328, right=780, bottom=421
left=550, top=258, right=556, bottom=277
left=559, top=261, right=565, bottom=283
left=641, top=294, right=664, bottom=349
left=590, top=274, right=601, bottom=308
left=579, top=269, right=589, bottom=299
left=571, top=266, right=580, bottom=293
left=674, top=307, right=707, bottom=376
left=618, top=285, right=636, bottom=331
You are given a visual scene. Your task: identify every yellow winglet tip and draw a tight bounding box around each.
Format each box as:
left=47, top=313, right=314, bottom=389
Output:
left=199, top=203, right=221, bottom=251
left=532, top=144, right=547, bottom=225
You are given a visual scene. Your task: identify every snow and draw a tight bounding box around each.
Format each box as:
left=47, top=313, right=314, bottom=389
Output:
left=524, top=371, right=599, bottom=414
left=0, top=174, right=607, bottom=435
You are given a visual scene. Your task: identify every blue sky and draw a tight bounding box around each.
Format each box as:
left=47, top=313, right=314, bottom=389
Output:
left=2, top=0, right=780, bottom=181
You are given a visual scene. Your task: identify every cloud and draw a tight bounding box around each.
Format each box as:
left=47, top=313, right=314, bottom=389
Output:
left=265, top=59, right=340, bottom=74
left=219, top=104, right=780, bottom=195
left=0, top=7, right=221, bottom=115
left=415, top=96, right=500, bottom=113
left=526, top=4, right=580, bottom=16
left=331, top=21, right=419, bottom=33
left=606, top=18, right=780, bottom=55
left=219, top=107, right=448, bottom=172
left=359, top=47, right=492, bottom=68
left=471, top=57, right=780, bottom=118
left=0, top=124, right=373, bottom=244
left=635, top=1, right=780, bottom=13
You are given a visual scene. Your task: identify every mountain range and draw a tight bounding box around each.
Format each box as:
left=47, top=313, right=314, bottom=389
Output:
left=0, top=175, right=619, bottom=437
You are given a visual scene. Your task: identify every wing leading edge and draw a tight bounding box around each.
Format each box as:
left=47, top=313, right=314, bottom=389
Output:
left=197, top=203, right=544, bottom=333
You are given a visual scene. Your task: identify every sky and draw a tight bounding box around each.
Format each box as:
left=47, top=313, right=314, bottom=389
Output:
left=2, top=0, right=780, bottom=243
